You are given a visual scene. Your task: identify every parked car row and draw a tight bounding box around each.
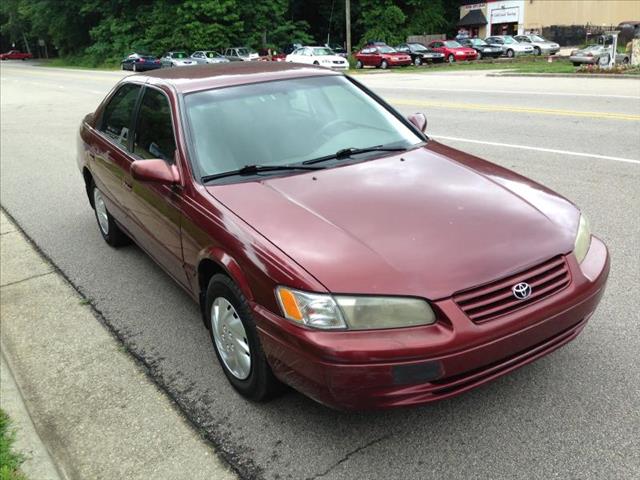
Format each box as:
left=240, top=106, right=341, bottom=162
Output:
left=121, top=47, right=265, bottom=71
left=353, top=34, right=560, bottom=69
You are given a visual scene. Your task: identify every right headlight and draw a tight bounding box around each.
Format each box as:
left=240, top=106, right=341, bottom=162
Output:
left=275, top=287, right=436, bottom=330
left=574, top=214, right=591, bottom=263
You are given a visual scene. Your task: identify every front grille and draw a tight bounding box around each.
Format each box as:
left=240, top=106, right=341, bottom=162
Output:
left=453, top=256, right=570, bottom=323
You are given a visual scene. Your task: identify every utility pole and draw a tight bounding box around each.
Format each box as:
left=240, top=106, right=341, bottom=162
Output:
left=345, top=0, right=351, bottom=54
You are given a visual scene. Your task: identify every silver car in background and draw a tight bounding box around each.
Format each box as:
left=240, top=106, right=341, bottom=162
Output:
left=514, top=35, right=560, bottom=55
left=569, top=44, right=630, bottom=67
left=223, top=47, right=259, bottom=61
left=160, top=51, right=196, bottom=67
left=485, top=35, right=534, bottom=57
left=190, top=51, right=230, bottom=64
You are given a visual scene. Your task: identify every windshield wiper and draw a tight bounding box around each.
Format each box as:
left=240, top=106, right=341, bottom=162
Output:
left=302, top=145, right=408, bottom=165
left=201, top=164, right=323, bottom=183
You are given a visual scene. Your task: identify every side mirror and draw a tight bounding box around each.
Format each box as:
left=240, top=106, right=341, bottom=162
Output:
left=130, top=159, right=180, bottom=185
left=408, top=113, right=427, bottom=132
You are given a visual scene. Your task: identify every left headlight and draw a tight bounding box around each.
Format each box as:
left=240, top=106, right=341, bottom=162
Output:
left=275, top=287, right=436, bottom=330
left=574, top=214, right=591, bottom=263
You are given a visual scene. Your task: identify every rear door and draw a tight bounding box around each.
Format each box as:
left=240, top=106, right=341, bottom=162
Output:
left=124, top=86, right=187, bottom=286
left=91, top=83, right=142, bottom=229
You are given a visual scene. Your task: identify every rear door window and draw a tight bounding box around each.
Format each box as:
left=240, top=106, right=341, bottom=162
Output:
left=133, top=88, right=176, bottom=162
left=99, top=83, right=141, bottom=150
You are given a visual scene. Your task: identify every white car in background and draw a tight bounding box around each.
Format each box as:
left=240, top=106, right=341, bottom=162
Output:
left=485, top=36, right=534, bottom=57
left=285, top=46, right=349, bottom=70
left=514, top=35, right=560, bottom=55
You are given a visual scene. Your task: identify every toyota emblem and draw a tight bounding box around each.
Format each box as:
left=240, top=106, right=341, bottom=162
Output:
left=512, top=282, right=532, bottom=300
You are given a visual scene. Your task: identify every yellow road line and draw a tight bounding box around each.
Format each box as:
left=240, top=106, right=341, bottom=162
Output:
left=388, top=98, right=640, bottom=121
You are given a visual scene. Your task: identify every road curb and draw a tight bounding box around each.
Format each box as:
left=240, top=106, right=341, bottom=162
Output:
left=0, top=209, right=237, bottom=480
left=487, top=72, right=640, bottom=80
left=1, top=351, right=65, bottom=480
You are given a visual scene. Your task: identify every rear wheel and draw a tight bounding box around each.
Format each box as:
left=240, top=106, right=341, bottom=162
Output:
left=91, top=183, right=130, bottom=247
left=132, top=63, right=138, bottom=72
left=205, top=274, right=283, bottom=401
left=506, top=49, right=515, bottom=58
left=572, top=62, right=581, bottom=67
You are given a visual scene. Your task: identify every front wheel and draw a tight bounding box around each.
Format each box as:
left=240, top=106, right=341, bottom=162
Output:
left=380, top=60, right=388, bottom=69
left=476, top=51, right=482, bottom=60
left=534, top=47, right=541, bottom=56
left=355, top=60, right=363, bottom=69
left=572, top=62, right=581, bottom=67
left=506, top=49, right=515, bottom=58
left=414, top=57, right=422, bottom=66
left=206, top=274, right=283, bottom=401
left=91, top=183, right=130, bottom=247
left=447, top=54, right=455, bottom=63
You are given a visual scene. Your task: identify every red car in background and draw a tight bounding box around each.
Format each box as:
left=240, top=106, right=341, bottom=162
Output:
left=355, top=45, right=411, bottom=69
left=0, top=50, right=33, bottom=60
left=428, top=40, right=477, bottom=63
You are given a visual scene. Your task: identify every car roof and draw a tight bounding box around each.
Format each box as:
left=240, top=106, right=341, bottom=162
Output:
left=137, top=62, right=340, bottom=94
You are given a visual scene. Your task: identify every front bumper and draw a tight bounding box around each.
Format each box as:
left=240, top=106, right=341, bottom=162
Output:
left=255, top=237, right=609, bottom=410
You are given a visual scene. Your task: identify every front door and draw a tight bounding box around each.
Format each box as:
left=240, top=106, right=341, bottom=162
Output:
left=124, top=86, right=187, bottom=287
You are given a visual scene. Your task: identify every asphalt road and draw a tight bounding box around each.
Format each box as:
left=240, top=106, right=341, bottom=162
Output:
left=1, top=62, right=639, bottom=480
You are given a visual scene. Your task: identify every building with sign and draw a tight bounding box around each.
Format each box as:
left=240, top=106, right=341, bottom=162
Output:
left=458, top=0, right=640, bottom=40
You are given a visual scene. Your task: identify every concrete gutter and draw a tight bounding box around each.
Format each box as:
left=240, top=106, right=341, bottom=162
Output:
left=0, top=210, right=237, bottom=480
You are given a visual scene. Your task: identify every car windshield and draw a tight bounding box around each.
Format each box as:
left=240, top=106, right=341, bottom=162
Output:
left=378, top=46, right=396, bottom=53
left=312, top=47, right=334, bottom=56
left=470, top=39, right=486, bottom=46
left=185, top=76, right=422, bottom=180
left=444, top=41, right=462, bottom=48
left=530, top=35, right=547, bottom=42
left=503, top=37, right=517, bottom=44
left=174, top=52, right=188, bottom=58
left=408, top=43, right=429, bottom=52
left=237, top=48, right=254, bottom=56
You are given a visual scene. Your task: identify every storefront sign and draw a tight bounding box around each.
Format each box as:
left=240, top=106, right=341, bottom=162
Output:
left=491, top=7, right=519, bottom=24
left=462, top=3, right=486, bottom=10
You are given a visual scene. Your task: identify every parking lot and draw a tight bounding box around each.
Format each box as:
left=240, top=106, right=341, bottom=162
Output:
left=1, top=62, right=639, bottom=479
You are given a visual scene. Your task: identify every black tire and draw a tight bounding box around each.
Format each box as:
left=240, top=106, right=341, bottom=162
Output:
left=506, top=49, right=514, bottom=58
left=622, top=57, right=629, bottom=64
left=447, top=54, right=454, bottom=63
left=534, top=47, right=541, bottom=56
left=133, top=63, right=138, bottom=72
left=476, top=51, right=482, bottom=60
left=205, top=274, right=283, bottom=401
left=414, top=56, right=422, bottom=66
left=355, top=60, right=363, bottom=69
left=313, top=60, right=319, bottom=65
left=91, top=182, right=130, bottom=247
left=121, top=63, right=126, bottom=70
left=572, top=62, right=581, bottom=67
left=380, top=60, right=388, bottom=69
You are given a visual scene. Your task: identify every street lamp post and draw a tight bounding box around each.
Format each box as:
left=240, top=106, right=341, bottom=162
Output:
left=346, top=0, right=351, bottom=55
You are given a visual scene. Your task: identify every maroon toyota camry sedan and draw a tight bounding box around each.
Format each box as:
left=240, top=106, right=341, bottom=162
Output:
left=77, top=63, right=609, bottom=410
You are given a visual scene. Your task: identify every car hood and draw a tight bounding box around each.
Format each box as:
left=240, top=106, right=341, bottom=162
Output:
left=206, top=142, right=579, bottom=299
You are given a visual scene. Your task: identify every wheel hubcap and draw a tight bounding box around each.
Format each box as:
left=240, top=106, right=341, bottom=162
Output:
left=93, top=188, right=109, bottom=235
left=211, top=297, right=251, bottom=380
